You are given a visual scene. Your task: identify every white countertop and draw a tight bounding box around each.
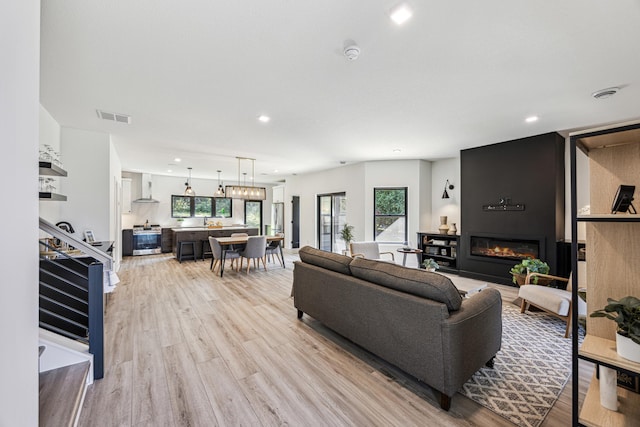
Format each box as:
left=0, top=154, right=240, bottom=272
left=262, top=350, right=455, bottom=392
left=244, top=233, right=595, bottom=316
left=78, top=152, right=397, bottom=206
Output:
left=171, top=226, right=258, bottom=232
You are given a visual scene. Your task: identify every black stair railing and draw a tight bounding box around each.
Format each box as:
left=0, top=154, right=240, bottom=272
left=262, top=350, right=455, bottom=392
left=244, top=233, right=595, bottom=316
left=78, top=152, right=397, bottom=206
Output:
left=38, top=219, right=107, bottom=380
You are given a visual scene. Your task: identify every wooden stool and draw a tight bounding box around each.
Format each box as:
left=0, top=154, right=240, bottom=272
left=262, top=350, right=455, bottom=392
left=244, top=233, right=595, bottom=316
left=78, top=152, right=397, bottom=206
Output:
left=178, top=241, right=196, bottom=263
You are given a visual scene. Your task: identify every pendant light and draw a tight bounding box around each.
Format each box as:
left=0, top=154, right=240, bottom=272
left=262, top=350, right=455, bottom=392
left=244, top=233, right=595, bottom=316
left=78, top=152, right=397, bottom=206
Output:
left=214, top=170, right=225, bottom=197
left=184, top=167, right=196, bottom=196
left=225, top=157, right=266, bottom=200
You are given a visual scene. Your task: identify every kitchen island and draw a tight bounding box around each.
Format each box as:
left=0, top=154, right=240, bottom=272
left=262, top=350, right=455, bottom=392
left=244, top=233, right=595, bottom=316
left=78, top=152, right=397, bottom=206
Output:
left=172, top=226, right=259, bottom=259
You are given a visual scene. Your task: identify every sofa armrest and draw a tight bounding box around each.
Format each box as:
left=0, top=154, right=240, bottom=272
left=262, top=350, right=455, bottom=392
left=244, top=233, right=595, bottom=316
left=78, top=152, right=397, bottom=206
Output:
left=439, top=288, right=502, bottom=395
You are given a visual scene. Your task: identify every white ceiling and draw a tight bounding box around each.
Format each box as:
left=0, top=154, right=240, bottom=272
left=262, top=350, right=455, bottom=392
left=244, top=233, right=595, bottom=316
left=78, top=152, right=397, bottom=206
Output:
left=40, top=0, right=640, bottom=184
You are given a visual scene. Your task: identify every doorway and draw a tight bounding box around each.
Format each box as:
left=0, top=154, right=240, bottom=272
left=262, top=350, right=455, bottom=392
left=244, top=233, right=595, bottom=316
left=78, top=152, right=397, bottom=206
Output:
left=317, top=192, right=346, bottom=253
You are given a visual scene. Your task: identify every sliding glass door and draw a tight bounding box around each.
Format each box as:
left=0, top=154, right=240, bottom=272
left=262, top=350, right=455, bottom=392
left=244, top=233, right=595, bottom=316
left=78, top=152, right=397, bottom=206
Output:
left=318, top=192, right=346, bottom=253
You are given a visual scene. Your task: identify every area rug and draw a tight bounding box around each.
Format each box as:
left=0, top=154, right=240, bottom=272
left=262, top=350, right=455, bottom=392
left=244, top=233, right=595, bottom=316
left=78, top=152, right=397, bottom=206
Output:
left=460, top=303, right=584, bottom=427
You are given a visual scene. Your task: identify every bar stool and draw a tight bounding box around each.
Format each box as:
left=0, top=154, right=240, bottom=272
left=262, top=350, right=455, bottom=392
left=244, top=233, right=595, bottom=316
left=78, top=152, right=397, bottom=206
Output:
left=201, top=239, right=212, bottom=261
left=178, top=241, right=197, bottom=263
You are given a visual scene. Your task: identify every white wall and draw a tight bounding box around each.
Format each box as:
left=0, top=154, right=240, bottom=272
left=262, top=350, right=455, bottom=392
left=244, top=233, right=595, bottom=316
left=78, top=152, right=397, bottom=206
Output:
left=122, top=172, right=275, bottom=231
left=285, top=160, right=433, bottom=250
left=431, top=158, right=461, bottom=232
left=0, top=0, right=40, bottom=424
left=59, top=128, right=112, bottom=242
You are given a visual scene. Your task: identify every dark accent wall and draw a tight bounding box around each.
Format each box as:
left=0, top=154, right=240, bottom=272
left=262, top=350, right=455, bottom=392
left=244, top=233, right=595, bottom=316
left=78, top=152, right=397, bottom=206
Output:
left=459, top=132, right=565, bottom=285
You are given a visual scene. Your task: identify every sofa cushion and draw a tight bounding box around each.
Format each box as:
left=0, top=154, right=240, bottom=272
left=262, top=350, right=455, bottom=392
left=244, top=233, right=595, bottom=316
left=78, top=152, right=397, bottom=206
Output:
left=298, top=246, right=353, bottom=275
left=349, top=257, right=462, bottom=311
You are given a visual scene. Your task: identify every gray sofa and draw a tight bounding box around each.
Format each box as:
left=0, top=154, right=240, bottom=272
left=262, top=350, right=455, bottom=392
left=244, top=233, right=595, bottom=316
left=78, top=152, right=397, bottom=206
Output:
left=292, top=246, right=502, bottom=410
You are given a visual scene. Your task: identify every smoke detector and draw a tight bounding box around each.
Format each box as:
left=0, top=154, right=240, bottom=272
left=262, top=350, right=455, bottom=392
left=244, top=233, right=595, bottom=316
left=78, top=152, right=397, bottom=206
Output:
left=592, top=87, right=620, bottom=99
left=344, top=45, right=361, bottom=61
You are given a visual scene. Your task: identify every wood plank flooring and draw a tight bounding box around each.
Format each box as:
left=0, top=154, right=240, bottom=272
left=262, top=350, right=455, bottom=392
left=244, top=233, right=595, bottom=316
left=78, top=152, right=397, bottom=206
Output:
left=79, top=252, right=591, bottom=426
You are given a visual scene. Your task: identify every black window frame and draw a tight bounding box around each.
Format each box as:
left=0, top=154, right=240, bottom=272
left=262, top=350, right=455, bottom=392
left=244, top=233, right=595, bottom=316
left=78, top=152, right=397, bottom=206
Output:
left=373, top=187, right=408, bottom=244
left=171, top=195, right=233, bottom=218
left=244, top=200, right=263, bottom=232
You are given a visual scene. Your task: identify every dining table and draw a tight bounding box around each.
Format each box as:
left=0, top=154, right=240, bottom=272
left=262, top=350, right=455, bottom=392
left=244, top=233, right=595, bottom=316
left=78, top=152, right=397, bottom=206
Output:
left=216, top=235, right=285, bottom=277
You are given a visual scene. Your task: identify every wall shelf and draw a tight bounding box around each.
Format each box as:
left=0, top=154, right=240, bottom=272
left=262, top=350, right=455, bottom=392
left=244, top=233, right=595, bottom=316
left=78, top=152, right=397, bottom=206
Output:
left=576, top=214, right=640, bottom=222
left=39, top=161, right=68, bottom=177
left=39, top=192, right=67, bottom=201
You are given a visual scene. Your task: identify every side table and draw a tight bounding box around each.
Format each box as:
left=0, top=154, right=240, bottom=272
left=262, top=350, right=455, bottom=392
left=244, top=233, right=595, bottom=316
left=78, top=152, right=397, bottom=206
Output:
left=397, top=248, right=422, bottom=267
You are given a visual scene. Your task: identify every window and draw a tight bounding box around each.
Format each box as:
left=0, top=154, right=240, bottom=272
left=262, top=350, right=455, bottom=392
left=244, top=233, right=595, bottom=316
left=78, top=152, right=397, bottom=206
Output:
left=374, top=187, right=407, bottom=243
left=245, top=200, right=262, bottom=231
left=215, top=198, right=232, bottom=218
left=171, top=195, right=232, bottom=218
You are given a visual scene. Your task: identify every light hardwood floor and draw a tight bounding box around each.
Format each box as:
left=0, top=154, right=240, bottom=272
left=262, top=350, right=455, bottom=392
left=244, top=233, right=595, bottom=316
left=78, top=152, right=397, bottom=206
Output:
left=79, top=251, right=590, bottom=427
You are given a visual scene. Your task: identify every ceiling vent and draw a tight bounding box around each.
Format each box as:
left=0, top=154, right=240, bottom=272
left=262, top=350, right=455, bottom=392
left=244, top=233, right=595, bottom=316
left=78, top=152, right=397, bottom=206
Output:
left=591, top=87, right=620, bottom=100
left=96, top=109, right=132, bottom=124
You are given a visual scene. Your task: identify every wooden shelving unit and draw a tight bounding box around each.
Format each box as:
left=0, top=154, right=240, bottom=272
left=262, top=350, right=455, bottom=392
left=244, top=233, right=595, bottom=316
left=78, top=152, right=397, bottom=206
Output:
left=416, top=232, right=459, bottom=273
left=570, top=120, right=640, bottom=427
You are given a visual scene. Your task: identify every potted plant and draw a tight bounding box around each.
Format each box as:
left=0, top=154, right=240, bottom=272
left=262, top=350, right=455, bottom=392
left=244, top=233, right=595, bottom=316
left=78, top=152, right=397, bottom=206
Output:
left=340, top=223, right=355, bottom=251
left=590, top=296, right=640, bottom=363
left=422, top=258, right=440, bottom=272
left=510, top=258, right=550, bottom=285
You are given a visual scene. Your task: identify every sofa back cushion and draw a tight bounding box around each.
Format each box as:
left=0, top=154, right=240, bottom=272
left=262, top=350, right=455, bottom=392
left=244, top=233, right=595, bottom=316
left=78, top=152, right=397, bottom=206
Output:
left=349, top=257, right=462, bottom=311
left=298, top=246, right=353, bottom=275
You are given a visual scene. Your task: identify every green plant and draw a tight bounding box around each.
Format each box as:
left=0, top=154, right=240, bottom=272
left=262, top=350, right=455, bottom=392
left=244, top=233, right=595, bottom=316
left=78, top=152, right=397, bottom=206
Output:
left=422, top=258, right=440, bottom=271
left=509, top=258, right=550, bottom=284
left=340, top=223, right=354, bottom=245
left=590, top=296, right=640, bottom=345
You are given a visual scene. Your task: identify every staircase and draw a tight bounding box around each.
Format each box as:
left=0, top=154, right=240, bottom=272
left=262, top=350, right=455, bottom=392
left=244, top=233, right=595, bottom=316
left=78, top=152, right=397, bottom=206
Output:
left=38, top=217, right=114, bottom=426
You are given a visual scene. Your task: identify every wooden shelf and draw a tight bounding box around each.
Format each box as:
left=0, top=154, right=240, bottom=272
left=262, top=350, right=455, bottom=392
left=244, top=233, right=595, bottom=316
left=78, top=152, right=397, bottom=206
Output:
left=39, top=192, right=67, bottom=201
left=580, top=335, right=640, bottom=375
left=39, top=161, right=68, bottom=177
left=572, top=121, right=640, bottom=153
left=577, top=214, right=640, bottom=222
left=579, top=373, right=640, bottom=427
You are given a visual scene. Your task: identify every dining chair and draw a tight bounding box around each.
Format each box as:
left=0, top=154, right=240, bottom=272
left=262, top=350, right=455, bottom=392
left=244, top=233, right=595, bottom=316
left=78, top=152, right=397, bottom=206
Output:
left=265, top=233, right=284, bottom=267
left=208, top=236, right=240, bottom=274
left=239, top=235, right=267, bottom=273
left=230, top=232, right=249, bottom=251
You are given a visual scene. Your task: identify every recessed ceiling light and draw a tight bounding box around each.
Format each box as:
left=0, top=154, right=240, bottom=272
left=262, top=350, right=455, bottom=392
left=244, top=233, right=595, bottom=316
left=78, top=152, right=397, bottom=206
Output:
left=273, top=169, right=279, bottom=173
left=393, top=148, right=402, bottom=153
left=390, top=4, right=413, bottom=25
left=167, top=169, right=172, bottom=173
left=258, top=115, right=271, bottom=123
left=592, top=87, right=620, bottom=99
left=174, top=158, right=181, bottom=162
left=525, top=116, right=539, bottom=123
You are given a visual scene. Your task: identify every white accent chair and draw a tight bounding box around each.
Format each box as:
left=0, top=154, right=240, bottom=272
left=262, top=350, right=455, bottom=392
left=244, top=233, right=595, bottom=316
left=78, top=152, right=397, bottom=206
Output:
left=518, top=261, right=587, bottom=338
left=349, top=241, right=395, bottom=262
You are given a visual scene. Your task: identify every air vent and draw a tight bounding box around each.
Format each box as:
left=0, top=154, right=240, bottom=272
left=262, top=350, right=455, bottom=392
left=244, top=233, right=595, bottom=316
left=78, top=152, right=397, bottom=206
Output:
left=96, top=109, right=132, bottom=124
left=591, top=87, right=620, bottom=100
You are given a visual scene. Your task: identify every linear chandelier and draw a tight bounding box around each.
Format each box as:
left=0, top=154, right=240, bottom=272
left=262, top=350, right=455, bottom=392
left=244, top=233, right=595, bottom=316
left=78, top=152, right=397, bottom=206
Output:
left=225, top=157, right=266, bottom=200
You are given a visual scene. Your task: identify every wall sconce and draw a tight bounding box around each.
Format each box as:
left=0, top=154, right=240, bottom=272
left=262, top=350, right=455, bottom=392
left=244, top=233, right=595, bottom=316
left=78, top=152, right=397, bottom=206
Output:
left=442, top=180, right=454, bottom=199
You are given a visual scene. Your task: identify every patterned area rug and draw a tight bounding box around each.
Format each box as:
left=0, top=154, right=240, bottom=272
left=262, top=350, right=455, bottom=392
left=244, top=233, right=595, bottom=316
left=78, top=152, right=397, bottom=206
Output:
left=460, top=303, right=584, bottom=427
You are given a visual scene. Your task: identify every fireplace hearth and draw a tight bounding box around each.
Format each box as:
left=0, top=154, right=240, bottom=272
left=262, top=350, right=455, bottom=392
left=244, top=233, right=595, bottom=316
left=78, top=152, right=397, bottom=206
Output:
left=470, top=236, right=539, bottom=261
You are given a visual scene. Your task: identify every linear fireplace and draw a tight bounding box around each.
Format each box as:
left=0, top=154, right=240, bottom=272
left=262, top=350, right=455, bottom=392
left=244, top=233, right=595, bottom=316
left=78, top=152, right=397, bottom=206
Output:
left=470, top=236, right=539, bottom=261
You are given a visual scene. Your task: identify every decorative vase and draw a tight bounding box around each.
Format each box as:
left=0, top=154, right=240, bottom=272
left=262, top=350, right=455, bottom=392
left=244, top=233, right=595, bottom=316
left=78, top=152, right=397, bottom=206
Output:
left=616, top=333, right=640, bottom=363
left=448, top=223, right=457, bottom=235
left=599, top=365, right=619, bottom=410
left=438, top=216, right=449, bottom=234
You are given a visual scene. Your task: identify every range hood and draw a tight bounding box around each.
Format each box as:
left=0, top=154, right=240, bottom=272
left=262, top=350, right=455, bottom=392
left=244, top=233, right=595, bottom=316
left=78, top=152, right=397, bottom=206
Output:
left=133, top=173, right=159, bottom=203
